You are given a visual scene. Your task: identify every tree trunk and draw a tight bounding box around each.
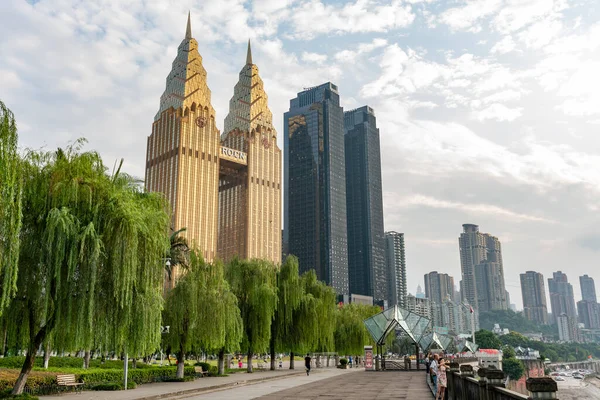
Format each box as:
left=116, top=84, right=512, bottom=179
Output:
left=269, top=334, right=276, bottom=371
left=247, top=349, right=253, bottom=373
left=217, top=348, right=225, bottom=376
left=327, top=355, right=331, bottom=367
left=43, top=343, right=51, bottom=369
left=289, top=352, right=295, bottom=369
left=132, top=358, right=137, bottom=369
left=176, top=350, right=185, bottom=379
left=83, top=350, right=91, bottom=369
left=12, top=306, right=55, bottom=395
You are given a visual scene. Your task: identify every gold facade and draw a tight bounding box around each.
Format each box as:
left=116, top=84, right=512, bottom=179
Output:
left=145, top=16, right=281, bottom=277
left=218, top=40, right=282, bottom=264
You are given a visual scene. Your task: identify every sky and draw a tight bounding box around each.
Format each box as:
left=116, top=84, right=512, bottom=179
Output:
left=2, top=0, right=600, bottom=310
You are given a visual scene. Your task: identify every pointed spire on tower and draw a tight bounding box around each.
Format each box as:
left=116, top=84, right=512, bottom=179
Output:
left=246, top=39, right=253, bottom=65
left=185, top=11, right=192, bottom=39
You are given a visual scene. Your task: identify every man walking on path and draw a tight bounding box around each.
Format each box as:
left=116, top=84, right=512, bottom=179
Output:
left=430, top=354, right=439, bottom=394
left=305, top=354, right=312, bottom=376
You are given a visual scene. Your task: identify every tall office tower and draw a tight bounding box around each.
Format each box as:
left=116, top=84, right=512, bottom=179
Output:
left=145, top=14, right=220, bottom=264
left=424, top=272, right=455, bottom=304
left=580, top=275, right=597, bottom=303
left=344, top=106, right=386, bottom=303
left=520, top=271, right=549, bottom=325
left=218, top=41, right=281, bottom=263
left=458, top=224, right=508, bottom=311
left=385, top=232, right=407, bottom=307
left=284, top=83, right=348, bottom=294
left=548, top=271, right=577, bottom=320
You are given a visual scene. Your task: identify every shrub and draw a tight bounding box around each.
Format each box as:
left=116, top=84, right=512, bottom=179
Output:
left=0, top=390, right=40, bottom=399
left=90, top=381, right=136, bottom=391
left=339, top=358, right=348, bottom=366
left=194, top=362, right=211, bottom=372
left=207, top=366, right=218, bottom=377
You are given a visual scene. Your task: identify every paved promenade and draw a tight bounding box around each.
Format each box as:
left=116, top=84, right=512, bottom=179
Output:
left=40, top=369, right=432, bottom=400
left=40, top=368, right=306, bottom=400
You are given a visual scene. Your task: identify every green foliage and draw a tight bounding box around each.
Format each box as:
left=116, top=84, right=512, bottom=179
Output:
left=334, top=304, right=381, bottom=355
left=339, top=358, right=348, bottom=366
left=194, top=362, right=210, bottom=372
left=502, top=345, right=516, bottom=359
left=4, top=141, right=171, bottom=393
left=163, top=252, right=243, bottom=372
left=0, top=101, right=22, bottom=315
left=475, top=329, right=502, bottom=349
left=0, top=390, right=39, bottom=400
left=479, top=310, right=557, bottom=339
left=502, top=358, right=525, bottom=381
left=226, top=258, right=278, bottom=359
left=207, top=366, right=218, bottom=377
left=78, top=366, right=195, bottom=386
left=90, top=381, right=136, bottom=390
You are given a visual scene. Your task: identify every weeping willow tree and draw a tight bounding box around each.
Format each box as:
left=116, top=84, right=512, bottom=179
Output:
left=283, top=270, right=337, bottom=369
left=0, top=101, right=22, bottom=316
left=270, top=256, right=303, bottom=370
left=334, top=303, right=381, bottom=356
left=226, top=258, right=278, bottom=373
left=7, top=142, right=170, bottom=394
left=163, top=252, right=242, bottom=378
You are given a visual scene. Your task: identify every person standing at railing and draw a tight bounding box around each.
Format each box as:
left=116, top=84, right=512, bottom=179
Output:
left=430, top=354, right=439, bottom=394
left=435, top=358, right=447, bottom=400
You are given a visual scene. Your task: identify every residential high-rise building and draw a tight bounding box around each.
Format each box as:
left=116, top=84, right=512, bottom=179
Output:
left=405, top=294, right=431, bottom=320
left=548, top=271, right=577, bottom=320
left=284, top=83, right=348, bottom=294
left=218, top=40, right=281, bottom=264
left=385, top=232, right=407, bottom=307
left=580, top=275, right=597, bottom=303
left=145, top=14, right=220, bottom=266
left=458, top=224, right=508, bottom=311
left=577, top=300, right=600, bottom=329
left=475, top=262, right=507, bottom=312
left=556, top=313, right=580, bottom=342
left=520, top=271, right=549, bottom=325
left=145, top=16, right=282, bottom=289
left=345, top=106, right=386, bottom=303
left=424, top=272, right=455, bottom=304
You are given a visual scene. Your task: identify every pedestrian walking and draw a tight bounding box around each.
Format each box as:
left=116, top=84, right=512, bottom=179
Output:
left=305, top=353, right=312, bottom=376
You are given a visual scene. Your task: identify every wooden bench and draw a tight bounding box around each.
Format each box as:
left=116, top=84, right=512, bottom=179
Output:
left=57, top=374, right=84, bottom=392
left=194, top=366, right=209, bottom=377
left=257, top=362, right=267, bottom=371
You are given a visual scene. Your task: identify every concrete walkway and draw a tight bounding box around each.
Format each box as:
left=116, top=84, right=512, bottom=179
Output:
left=39, top=368, right=310, bottom=400
left=255, top=370, right=433, bottom=400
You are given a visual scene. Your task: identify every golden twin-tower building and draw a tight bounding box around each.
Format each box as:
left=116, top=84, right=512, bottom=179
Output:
left=145, top=13, right=281, bottom=274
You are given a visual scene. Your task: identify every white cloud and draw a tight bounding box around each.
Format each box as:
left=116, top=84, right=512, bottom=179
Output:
left=473, top=103, right=523, bottom=121
left=490, top=36, right=517, bottom=54
left=334, top=38, right=388, bottom=62
left=394, top=194, right=556, bottom=223
left=438, top=0, right=503, bottom=32
left=301, top=51, right=328, bottom=64
left=288, top=0, right=415, bottom=38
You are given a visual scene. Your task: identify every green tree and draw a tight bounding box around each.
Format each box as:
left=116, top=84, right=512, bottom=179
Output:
left=503, top=357, right=525, bottom=381
left=285, top=270, right=337, bottom=369
left=270, top=256, right=303, bottom=370
left=502, top=345, right=516, bottom=359
left=334, top=304, right=381, bottom=355
left=475, top=329, right=502, bottom=349
left=7, top=143, right=170, bottom=394
left=0, top=101, right=22, bottom=315
left=226, top=258, right=278, bottom=372
left=163, top=252, right=242, bottom=378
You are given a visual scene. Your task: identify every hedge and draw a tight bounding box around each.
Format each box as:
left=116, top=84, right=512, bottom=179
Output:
left=0, top=366, right=195, bottom=395
left=0, top=357, right=152, bottom=370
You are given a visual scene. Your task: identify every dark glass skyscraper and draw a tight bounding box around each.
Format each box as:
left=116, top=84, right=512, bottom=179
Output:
left=284, top=83, right=349, bottom=294
left=344, top=106, right=386, bottom=303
